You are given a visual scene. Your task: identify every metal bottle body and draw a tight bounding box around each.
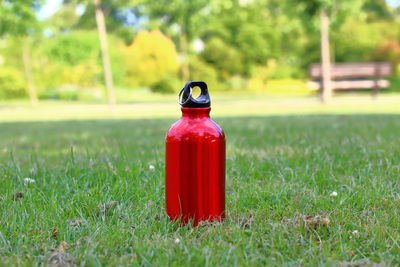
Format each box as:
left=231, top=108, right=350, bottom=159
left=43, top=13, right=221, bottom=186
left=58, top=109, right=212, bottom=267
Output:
left=165, top=107, right=225, bottom=225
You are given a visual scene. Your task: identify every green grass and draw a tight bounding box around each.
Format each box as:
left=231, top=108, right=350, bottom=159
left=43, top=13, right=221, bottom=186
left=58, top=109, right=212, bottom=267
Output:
left=2, top=93, right=400, bottom=122
left=0, top=113, right=399, bottom=266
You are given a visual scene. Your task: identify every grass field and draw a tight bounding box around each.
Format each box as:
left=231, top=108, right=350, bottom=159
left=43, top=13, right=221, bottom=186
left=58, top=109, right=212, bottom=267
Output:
left=2, top=93, right=400, bottom=122
left=0, top=96, right=400, bottom=266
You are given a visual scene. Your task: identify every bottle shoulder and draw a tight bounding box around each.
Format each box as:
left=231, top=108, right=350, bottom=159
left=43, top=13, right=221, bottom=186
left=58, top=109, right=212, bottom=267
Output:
left=166, top=117, right=225, bottom=140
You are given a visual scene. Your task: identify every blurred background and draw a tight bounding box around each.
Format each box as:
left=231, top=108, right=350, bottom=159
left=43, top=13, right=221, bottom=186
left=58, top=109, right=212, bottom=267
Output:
left=0, top=0, right=399, bottom=120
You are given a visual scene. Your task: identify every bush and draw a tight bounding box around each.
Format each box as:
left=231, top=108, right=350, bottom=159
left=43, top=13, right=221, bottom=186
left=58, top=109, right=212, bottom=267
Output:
left=151, top=76, right=180, bottom=94
left=334, top=19, right=399, bottom=62
left=188, top=56, right=220, bottom=90
left=41, top=31, right=125, bottom=89
left=372, top=40, right=400, bottom=67
left=201, top=37, right=245, bottom=78
left=40, top=85, right=79, bottom=100
left=40, top=84, right=104, bottom=101
left=225, top=75, right=248, bottom=91
left=123, top=30, right=179, bottom=92
left=0, top=67, right=26, bottom=99
left=37, top=32, right=102, bottom=93
left=246, top=61, right=275, bottom=92
left=388, top=64, right=400, bottom=92
left=61, top=59, right=101, bottom=87
left=247, top=62, right=312, bottom=94
left=34, top=58, right=102, bottom=100
left=33, top=60, right=65, bottom=92
left=388, top=74, right=400, bottom=92
left=44, top=31, right=100, bottom=66
left=264, top=79, right=313, bottom=95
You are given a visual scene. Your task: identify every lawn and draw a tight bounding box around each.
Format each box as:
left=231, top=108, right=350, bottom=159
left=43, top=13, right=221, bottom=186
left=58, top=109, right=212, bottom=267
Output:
left=2, top=93, right=400, bottom=122
left=0, top=97, right=400, bottom=266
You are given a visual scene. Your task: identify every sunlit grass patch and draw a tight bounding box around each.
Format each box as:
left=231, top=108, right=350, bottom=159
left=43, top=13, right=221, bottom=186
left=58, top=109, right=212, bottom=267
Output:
left=0, top=115, right=399, bottom=265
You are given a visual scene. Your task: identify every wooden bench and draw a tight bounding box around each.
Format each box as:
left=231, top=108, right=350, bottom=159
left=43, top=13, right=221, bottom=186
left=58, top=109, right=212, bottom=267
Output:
left=308, top=62, right=392, bottom=96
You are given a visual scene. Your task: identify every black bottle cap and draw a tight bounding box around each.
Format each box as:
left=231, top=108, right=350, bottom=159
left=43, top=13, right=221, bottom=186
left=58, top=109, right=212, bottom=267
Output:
left=178, top=81, right=211, bottom=108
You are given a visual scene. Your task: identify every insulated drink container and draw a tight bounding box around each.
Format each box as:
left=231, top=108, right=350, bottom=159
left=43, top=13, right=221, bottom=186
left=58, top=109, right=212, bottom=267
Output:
left=165, top=81, right=226, bottom=226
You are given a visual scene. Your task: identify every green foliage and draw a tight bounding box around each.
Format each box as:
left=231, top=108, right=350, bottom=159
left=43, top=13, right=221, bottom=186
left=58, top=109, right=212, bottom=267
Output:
left=0, top=66, right=26, bottom=99
left=389, top=74, right=400, bottom=92
left=1, top=0, right=400, bottom=97
left=151, top=76, right=181, bottom=93
left=201, top=37, right=244, bottom=78
left=265, top=79, right=313, bottom=94
left=204, top=0, right=284, bottom=76
left=0, top=37, right=24, bottom=70
left=0, top=0, right=41, bottom=37
left=39, top=85, right=79, bottom=100
left=246, top=60, right=308, bottom=92
left=189, top=55, right=220, bottom=90
left=66, top=0, right=136, bottom=43
left=44, top=31, right=100, bottom=66
left=371, top=41, right=400, bottom=66
left=138, top=0, right=209, bottom=41
left=362, top=0, right=394, bottom=21
left=225, top=75, right=248, bottom=91
left=32, top=60, right=65, bottom=91
left=33, top=32, right=103, bottom=96
left=334, top=19, right=400, bottom=63
left=46, top=4, right=81, bottom=34
left=123, top=30, right=179, bottom=92
left=39, top=84, right=104, bottom=101
left=36, top=31, right=125, bottom=94
left=108, top=41, right=127, bottom=87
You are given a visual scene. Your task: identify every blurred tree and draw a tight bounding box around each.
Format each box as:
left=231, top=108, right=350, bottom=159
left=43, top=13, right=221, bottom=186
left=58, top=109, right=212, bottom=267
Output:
left=39, top=31, right=102, bottom=89
left=123, top=30, right=179, bottom=92
left=65, top=0, right=137, bottom=106
left=0, top=66, right=27, bottom=99
left=334, top=19, right=400, bottom=63
left=362, top=0, right=394, bottom=21
left=372, top=40, right=400, bottom=67
left=137, top=0, right=209, bottom=82
left=44, top=31, right=100, bottom=65
left=0, top=0, right=42, bottom=105
left=203, top=0, right=299, bottom=77
left=319, top=7, right=332, bottom=103
left=94, top=0, right=116, bottom=106
left=69, top=1, right=138, bottom=44
left=201, top=37, right=244, bottom=79
left=33, top=29, right=125, bottom=97
left=1, top=0, right=395, bottom=99
left=0, top=0, right=41, bottom=35
left=46, top=3, right=81, bottom=33
left=291, top=0, right=364, bottom=102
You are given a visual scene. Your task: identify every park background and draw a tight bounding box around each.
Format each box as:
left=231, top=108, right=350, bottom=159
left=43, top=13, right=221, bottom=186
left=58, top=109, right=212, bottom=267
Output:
left=1, top=0, right=400, bottom=266
left=0, top=0, right=399, bottom=114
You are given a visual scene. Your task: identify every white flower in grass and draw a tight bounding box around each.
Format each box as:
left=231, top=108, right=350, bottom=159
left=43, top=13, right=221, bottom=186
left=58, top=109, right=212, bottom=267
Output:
left=330, top=191, right=338, bottom=197
left=349, top=229, right=359, bottom=239
left=149, top=164, right=155, bottom=172
left=174, top=237, right=180, bottom=244
left=23, top=177, right=36, bottom=184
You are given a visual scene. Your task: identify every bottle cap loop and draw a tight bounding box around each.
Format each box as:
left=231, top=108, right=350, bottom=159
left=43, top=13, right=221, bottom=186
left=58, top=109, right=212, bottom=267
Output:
left=178, top=81, right=211, bottom=108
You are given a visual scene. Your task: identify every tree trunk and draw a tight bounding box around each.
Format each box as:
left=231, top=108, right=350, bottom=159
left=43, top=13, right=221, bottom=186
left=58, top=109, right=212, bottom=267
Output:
left=94, top=0, right=116, bottom=107
left=320, top=9, right=332, bottom=103
left=179, top=31, right=190, bottom=82
left=22, top=37, right=38, bottom=106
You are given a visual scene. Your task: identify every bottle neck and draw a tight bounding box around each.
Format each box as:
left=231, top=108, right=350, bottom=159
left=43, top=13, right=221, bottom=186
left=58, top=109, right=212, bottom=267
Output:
left=181, top=107, right=211, bottom=118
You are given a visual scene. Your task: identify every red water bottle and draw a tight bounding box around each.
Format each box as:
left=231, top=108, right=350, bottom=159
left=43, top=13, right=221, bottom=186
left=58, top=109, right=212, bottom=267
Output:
left=166, top=81, right=225, bottom=226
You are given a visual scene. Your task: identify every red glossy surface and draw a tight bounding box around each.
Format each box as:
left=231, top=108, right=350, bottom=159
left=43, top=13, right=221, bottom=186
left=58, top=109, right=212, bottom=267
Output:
left=165, top=107, right=225, bottom=226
